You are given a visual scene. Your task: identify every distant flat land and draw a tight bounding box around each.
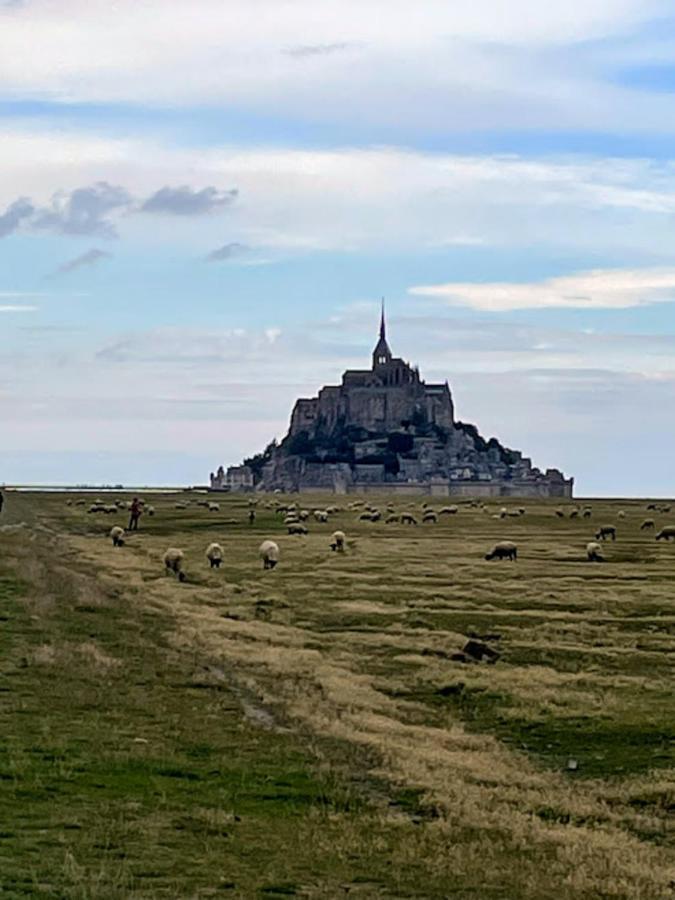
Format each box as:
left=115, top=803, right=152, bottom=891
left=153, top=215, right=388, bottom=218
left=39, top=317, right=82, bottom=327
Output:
left=1, top=491, right=674, bottom=898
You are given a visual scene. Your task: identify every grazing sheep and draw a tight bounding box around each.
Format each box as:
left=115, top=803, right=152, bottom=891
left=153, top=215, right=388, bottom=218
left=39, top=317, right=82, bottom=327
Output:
left=517, top=508, right=526, bottom=516
left=439, top=505, right=459, bottom=515
left=330, top=530, right=346, bottom=552
left=555, top=508, right=565, bottom=518
left=618, top=510, right=626, bottom=519
left=313, top=510, right=328, bottom=523
left=586, top=541, right=604, bottom=562
left=569, top=508, right=579, bottom=519
left=385, top=514, right=400, bottom=524
left=401, top=514, right=417, bottom=526
left=655, top=526, right=675, bottom=541
left=207, top=502, right=220, bottom=512
left=259, top=540, right=280, bottom=570
left=146, top=505, right=155, bottom=517
left=595, top=525, right=616, bottom=541
left=485, top=541, right=518, bottom=561
left=174, top=502, right=188, bottom=510
left=298, top=510, right=310, bottom=521
left=110, top=526, right=125, bottom=547
left=499, top=507, right=508, bottom=519
left=205, top=542, right=224, bottom=568
left=582, top=508, right=592, bottom=519
left=163, top=548, right=186, bottom=582
left=422, top=511, right=438, bottom=524
left=66, top=499, right=72, bottom=507
left=640, top=519, right=655, bottom=531
left=288, top=522, right=308, bottom=536
left=88, top=503, right=106, bottom=514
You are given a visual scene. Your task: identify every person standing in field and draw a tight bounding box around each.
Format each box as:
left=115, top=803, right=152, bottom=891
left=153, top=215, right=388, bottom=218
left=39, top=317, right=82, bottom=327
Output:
left=0, top=489, right=4, bottom=516
left=128, top=497, right=142, bottom=531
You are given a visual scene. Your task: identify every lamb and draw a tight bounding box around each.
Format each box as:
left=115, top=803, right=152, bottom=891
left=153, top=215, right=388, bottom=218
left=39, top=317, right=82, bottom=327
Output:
left=586, top=541, right=604, bottom=562
left=205, top=542, right=224, bottom=568
left=595, top=525, right=616, bottom=541
left=330, top=530, right=346, bottom=552
left=163, top=548, right=186, bottom=581
left=110, top=526, right=125, bottom=547
left=288, top=522, right=308, bottom=535
left=485, top=541, right=517, bottom=561
left=259, top=540, right=280, bottom=569
left=655, top=526, right=675, bottom=541
left=640, top=518, right=655, bottom=530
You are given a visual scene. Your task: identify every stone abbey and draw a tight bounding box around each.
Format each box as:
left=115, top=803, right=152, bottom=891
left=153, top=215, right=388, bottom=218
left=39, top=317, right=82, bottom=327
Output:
left=212, top=309, right=573, bottom=497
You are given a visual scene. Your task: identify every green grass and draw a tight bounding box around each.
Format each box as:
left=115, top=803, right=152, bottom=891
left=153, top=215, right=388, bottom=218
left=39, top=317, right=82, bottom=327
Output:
left=2, top=491, right=675, bottom=897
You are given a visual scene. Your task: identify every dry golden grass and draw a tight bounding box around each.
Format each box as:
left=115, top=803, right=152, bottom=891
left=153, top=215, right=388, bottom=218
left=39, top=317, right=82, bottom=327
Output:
left=4, top=488, right=675, bottom=897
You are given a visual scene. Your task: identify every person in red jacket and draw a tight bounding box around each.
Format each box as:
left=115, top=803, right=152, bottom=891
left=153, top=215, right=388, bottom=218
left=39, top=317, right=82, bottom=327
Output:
left=128, top=497, right=142, bottom=531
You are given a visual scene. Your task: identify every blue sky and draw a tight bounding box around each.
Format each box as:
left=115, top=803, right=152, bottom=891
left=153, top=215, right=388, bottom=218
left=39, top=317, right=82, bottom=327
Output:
left=2, top=0, right=675, bottom=494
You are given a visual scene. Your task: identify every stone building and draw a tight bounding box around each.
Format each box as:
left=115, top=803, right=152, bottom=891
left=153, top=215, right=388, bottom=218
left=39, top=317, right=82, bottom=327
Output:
left=219, top=308, right=574, bottom=498
left=210, top=464, right=254, bottom=492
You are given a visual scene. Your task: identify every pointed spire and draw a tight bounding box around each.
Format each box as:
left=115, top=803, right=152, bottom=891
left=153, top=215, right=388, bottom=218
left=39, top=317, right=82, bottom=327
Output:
left=379, top=297, right=386, bottom=340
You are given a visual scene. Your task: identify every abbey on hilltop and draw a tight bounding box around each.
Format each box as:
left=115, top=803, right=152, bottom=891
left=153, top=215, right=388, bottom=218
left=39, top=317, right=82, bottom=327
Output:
left=211, top=307, right=573, bottom=497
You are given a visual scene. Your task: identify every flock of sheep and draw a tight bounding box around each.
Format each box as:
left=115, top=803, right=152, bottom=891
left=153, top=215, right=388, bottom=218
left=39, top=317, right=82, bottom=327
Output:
left=66, top=493, right=675, bottom=583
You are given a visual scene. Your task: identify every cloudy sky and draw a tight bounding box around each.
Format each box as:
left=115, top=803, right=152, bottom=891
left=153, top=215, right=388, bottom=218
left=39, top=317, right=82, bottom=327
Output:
left=2, top=0, right=675, bottom=494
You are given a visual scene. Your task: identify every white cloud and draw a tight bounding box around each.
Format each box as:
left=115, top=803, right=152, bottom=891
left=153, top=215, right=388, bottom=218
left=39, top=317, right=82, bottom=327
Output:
left=0, top=1, right=674, bottom=135
left=409, top=268, right=675, bottom=311
left=0, top=304, right=37, bottom=312
left=3, top=132, right=675, bottom=256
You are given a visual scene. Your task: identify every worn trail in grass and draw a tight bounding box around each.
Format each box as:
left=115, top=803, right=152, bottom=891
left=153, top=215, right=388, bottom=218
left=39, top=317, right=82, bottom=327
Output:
left=2, top=490, right=675, bottom=897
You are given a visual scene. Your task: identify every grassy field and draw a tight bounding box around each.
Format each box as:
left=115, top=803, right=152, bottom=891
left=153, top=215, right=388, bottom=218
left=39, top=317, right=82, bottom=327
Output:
left=1, top=490, right=674, bottom=898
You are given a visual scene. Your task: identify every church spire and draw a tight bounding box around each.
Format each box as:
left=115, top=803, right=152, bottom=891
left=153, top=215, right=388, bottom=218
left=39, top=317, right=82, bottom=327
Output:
left=372, top=298, right=392, bottom=369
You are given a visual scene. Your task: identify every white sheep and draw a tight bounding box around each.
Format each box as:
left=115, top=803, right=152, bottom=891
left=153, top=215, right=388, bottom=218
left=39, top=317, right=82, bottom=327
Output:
left=110, top=526, right=125, bottom=547
left=330, top=530, right=346, bottom=552
left=205, top=542, right=224, bottom=569
left=259, top=540, right=280, bottom=570
left=655, top=526, right=675, bottom=541
left=313, top=510, right=328, bottom=523
left=485, top=541, right=517, bottom=561
left=586, top=541, right=604, bottom=562
left=439, top=505, right=459, bottom=515
left=422, top=511, right=437, bottom=523
left=208, top=502, right=220, bottom=512
left=163, top=548, right=186, bottom=581
left=146, top=505, right=155, bottom=517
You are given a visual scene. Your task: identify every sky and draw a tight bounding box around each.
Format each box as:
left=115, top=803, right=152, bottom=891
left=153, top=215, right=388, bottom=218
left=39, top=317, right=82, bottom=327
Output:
left=2, top=1, right=675, bottom=494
